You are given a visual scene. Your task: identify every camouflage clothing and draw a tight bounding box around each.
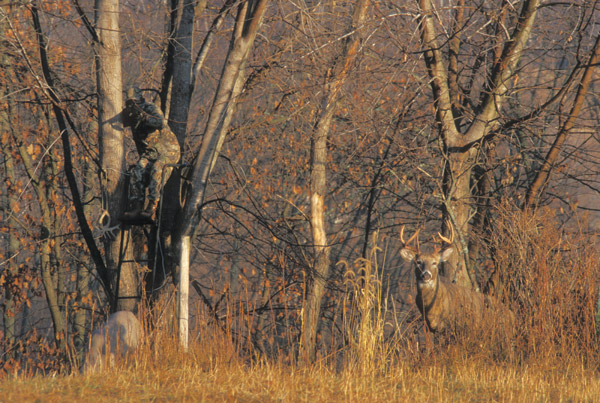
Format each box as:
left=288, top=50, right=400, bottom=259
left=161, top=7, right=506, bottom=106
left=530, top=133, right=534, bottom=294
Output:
left=123, top=87, right=180, bottom=213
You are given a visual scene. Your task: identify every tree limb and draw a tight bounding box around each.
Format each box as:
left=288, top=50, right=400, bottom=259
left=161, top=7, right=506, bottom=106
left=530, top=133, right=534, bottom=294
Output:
left=465, top=0, right=541, bottom=144
left=417, top=0, right=460, bottom=146
left=72, top=0, right=98, bottom=43
left=30, top=2, right=113, bottom=302
left=524, top=32, right=600, bottom=209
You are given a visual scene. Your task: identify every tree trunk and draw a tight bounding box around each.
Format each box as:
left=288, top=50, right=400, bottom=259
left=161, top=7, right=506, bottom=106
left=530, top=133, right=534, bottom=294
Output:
left=74, top=157, right=96, bottom=358
left=417, top=0, right=540, bottom=288
left=46, top=143, right=66, bottom=317
left=441, top=147, right=479, bottom=287
left=299, top=0, right=370, bottom=363
left=175, top=0, right=269, bottom=242
left=300, top=105, right=334, bottom=363
left=0, top=20, right=18, bottom=344
left=168, top=0, right=195, bottom=142
left=95, top=0, right=137, bottom=311
left=30, top=0, right=114, bottom=309
left=178, top=235, right=190, bottom=350
left=159, top=0, right=196, bottom=277
left=1, top=140, right=19, bottom=344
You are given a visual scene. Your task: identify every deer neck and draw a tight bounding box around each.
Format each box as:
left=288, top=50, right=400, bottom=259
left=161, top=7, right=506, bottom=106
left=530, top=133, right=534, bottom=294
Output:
left=416, top=275, right=441, bottom=313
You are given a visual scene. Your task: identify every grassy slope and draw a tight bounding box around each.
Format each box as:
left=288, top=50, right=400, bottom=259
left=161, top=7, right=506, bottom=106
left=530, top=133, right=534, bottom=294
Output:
left=2, top=352, right=599, bottom=402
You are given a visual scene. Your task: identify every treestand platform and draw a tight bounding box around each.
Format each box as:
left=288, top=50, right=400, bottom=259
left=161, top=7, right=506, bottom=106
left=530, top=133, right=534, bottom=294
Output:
left=120, top=215, right=154, bottom=226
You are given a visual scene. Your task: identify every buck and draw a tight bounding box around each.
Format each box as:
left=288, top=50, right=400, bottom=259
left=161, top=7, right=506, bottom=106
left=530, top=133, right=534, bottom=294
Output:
left=400, top=226, right=513, bottom=335
left=83, top=311, right=142, bottom=372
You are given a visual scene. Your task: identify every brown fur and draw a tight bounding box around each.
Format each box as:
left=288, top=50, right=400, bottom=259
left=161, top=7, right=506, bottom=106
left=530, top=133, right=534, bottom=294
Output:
left=401, top=247, right=514, bottom=335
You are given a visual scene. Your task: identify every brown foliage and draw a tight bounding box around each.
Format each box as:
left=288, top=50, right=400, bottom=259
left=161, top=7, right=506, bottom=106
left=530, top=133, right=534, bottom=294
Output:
left=0, top=329, right=66, bottom=377
left=489, top=201, right=600, bottom=362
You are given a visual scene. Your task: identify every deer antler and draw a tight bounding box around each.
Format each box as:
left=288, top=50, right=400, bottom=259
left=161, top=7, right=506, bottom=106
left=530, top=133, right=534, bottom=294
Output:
left=437, top=219, right=454, bottom=245
left=400, top=225, right=420, bottom=251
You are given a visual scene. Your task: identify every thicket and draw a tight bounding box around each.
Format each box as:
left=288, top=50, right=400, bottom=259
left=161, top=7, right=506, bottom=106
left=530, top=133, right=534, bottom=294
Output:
left=2, top=0, right=600, bottom=381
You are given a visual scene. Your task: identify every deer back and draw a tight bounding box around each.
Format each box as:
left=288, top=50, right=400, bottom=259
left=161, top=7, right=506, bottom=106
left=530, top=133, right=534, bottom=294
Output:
left=84, top=311, right=141, bottom=372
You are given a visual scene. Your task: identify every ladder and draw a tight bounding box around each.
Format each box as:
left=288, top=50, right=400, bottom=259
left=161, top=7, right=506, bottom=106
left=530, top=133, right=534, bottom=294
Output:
left=113, top=163, right=189, bottom=308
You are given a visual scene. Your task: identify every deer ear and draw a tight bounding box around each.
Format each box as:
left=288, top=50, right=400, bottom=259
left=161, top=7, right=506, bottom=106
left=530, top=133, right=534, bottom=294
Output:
left=400, top=248, right=416, bottom=262
left=440, top=247, right=454, bottom=262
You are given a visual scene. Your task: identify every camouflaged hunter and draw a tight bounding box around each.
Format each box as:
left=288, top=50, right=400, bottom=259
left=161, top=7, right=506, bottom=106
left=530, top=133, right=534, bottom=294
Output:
left=122, top=86, right=180, bottom=223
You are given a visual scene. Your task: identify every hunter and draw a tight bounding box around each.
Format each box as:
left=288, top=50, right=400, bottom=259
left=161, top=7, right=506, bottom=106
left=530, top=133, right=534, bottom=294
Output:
left=121, top=86, right=180, bottom=223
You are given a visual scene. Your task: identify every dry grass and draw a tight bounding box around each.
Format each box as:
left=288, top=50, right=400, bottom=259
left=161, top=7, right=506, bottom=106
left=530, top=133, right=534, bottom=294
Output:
left=489, top=202, right=600, bottom=362
left=2, top=343, right=600, bottom=402
left=3, top=205, right=600, bottom=401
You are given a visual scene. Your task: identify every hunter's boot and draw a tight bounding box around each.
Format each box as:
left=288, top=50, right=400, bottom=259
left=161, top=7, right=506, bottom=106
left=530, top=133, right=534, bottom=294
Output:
left=121, top=199, right=144, bottom=221
left=139, top=199, right=158, bottom=223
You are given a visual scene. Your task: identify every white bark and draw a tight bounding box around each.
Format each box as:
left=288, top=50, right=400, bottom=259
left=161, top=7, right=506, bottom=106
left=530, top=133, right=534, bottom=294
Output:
left=179, top=235, right=190, bottom=351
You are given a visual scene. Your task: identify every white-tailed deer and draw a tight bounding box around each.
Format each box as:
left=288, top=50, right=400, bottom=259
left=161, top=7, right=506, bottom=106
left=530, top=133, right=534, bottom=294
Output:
left=400, top=225, right=514, bottom=335
left=83, top=311, right=142, bottom=372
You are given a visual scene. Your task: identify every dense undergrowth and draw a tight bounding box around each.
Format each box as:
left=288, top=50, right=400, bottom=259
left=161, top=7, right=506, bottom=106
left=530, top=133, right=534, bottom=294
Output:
left=2, top=204, right=600, bottom=401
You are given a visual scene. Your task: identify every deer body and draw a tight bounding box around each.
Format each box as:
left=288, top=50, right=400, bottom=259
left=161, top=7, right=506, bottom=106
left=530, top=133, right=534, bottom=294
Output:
left=84, top=311, right=141, bottom=372
left=401, top=247, right=481, bottom=332
left=417, top=258, right=484, bottom=332
left=398, top=225, right=515, bottom=346
left=401, top=245, right=513, bottom=335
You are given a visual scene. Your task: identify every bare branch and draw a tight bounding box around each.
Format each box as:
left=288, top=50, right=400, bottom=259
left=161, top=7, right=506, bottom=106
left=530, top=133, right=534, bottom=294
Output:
left=72, top=0, right=98, bottom=42
left=417, top=0, right=460, bottom=147
left=524, top=32, right=600, bottom=209
left=465, top=0, right=541, bottom=144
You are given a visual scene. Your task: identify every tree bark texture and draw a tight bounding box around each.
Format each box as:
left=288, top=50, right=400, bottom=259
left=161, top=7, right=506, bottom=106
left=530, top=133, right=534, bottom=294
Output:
left=300, top=0, right=370, bottom=363
left=417, top=0, right=540, bottom=288
left=95, top=0, right=137, bottom=311
left=176, top=0, right=269, bottom=242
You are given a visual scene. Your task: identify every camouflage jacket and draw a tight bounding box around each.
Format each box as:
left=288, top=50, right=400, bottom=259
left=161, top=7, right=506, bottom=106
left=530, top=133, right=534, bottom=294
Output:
left=123, top=100, right=179, bottom=160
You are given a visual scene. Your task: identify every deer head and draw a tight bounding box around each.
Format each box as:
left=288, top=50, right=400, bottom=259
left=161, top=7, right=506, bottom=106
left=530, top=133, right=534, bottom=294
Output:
left=399, top=223, right=455, bottom=288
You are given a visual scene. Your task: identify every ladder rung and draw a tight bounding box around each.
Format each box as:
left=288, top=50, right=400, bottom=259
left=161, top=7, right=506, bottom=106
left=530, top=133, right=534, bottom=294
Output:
left=121, top=259, right=151, bottom=263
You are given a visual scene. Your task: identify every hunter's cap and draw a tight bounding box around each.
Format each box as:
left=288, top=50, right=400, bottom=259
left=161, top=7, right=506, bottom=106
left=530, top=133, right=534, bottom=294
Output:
left=125, top=86, right=143, bottom=102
